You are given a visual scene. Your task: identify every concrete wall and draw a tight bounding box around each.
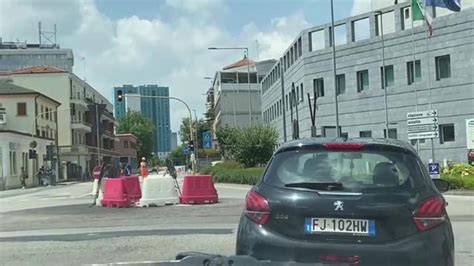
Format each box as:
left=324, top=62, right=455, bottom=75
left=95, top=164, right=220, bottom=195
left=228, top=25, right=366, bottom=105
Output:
left=261, top=3, right=474, bottom=163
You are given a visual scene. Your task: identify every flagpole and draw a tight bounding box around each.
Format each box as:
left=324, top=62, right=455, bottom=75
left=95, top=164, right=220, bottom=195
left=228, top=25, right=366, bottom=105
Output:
left=423, top=5, right=436, bottom=162
left=410, top=7, right=420, bottom=154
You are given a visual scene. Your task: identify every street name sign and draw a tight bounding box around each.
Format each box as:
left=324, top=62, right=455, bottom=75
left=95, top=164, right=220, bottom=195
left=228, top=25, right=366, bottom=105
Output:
left=407, top=110, right=439, bottom=140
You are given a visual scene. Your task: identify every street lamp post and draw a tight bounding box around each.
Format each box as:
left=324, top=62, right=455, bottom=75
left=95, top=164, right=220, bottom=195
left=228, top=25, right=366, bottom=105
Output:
left=330, top=0, right=340, bottom=138
left=375, top=10, right=390, bottom=136
left=208, top=47, right=253, bottom=126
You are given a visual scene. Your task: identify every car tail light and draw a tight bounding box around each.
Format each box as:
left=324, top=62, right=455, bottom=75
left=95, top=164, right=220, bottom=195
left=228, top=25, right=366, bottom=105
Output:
left=323, top=143, right=364, bottom=150
left=245, top=191, right=271, bottom=225
left=413, top=196, right=447, bottom=231
left=320, top=255, right=360, bottom=265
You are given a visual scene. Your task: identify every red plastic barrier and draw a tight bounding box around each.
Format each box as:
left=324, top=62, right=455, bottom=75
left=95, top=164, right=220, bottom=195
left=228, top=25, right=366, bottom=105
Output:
left=179, top=175, right=218, bottom=204
left=101, top=178, right=131, bottom=208
left=122, top=176, right=141, bottom=201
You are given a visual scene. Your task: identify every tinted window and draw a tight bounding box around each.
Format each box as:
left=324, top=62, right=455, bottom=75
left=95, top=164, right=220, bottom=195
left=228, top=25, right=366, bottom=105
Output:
left=264, top=147, right=424, bottom=192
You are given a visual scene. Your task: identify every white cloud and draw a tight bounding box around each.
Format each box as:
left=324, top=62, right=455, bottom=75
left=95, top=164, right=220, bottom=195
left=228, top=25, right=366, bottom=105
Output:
left=0, top=0, right=311, bottom=133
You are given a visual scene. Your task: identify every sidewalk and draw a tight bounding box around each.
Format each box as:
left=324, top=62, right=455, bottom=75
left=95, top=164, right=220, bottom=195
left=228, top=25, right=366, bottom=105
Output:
left=0, top=181, right=84, bottom=199
left=445, top=189, right=474, bottom=196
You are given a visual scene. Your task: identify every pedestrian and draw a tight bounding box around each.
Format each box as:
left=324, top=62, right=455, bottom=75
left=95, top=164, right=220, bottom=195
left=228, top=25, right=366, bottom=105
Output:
left=125, top=164, right=132, bottom=176
left=19, top=167, right=28, bottom=189
left=140, top=157, right=149, bottom=178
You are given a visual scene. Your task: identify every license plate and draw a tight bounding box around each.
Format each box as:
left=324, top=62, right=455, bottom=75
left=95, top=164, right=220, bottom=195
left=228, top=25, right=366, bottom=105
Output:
left=305, top=218, right=376, bottom=236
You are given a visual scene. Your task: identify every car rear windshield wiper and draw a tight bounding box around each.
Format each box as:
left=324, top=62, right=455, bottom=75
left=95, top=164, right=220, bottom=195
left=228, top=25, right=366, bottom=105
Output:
left=284, top=182, right=344, bottom=191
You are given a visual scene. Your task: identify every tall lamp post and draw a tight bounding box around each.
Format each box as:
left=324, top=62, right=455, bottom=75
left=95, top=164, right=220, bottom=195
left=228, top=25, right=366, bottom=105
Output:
left=375, top=10, right=389, bottom=136
left=208, top=47, right=253, bottom=126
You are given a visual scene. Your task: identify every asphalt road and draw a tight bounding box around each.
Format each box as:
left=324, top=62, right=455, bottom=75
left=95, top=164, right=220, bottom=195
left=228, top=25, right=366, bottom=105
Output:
left=0, top=181, right=473, bottom=266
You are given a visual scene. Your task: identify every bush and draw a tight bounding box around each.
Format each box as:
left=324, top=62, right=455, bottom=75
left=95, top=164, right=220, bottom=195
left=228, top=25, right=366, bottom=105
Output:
left=200, top=162, right=264, bottom=185
left=441, top=163, right=474, bottom=189
left=216, top=125, right=278, bottom=167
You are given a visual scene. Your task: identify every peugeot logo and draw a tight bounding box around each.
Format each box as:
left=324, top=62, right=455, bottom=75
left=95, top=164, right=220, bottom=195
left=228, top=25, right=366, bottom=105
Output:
left=334, top=200, right=344, bottom=211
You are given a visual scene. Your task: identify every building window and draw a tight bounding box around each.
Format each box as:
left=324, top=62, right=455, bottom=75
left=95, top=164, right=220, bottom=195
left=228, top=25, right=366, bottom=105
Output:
left=313, top=78, right=324, bottom=97
left=380, top=65, right=394, bottom=88
left=435, top=55, right=451, bottom=80
left=359, top=131, right=372, bottom=138
left=309, top=29, right=325, bottom=51
left=336, top=74, right=346, bottom=95
left=298, top=37, right=302, bottom=57
left=124, top=141, right=129, bottom=149
left=286, top=94, right=289, bottom=110
left=9, top=151, right=17, bottom=175
left=407, top=60, right=421, bottom=85
left=279, top=99, right=282, bottom=115
left=41, top=105, right=44, bottom=118
left=384, top=128, right=398, bottom=139
left=45, top=108, right=49, bottom=120
left=357, top=70, right=369, bottom=92
left=300, top=83, right=304, bottom=102
left=17, top=103, right=27, bottom=116
left=439, top=124, right=455, bottom=143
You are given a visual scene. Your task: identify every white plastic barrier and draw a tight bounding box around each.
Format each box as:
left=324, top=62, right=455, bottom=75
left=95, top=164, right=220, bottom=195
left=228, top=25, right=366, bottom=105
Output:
left=91, top=179, right=99, bottom=195
left=139, top=174, right=179, bottom=207
left=95, top=180, right=105, bottom=206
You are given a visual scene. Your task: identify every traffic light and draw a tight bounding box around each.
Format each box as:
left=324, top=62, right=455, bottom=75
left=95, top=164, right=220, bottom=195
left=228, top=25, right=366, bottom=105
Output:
left=117, top=90, right=123, bottom=102
left=188, top=140, right=194, bottom=152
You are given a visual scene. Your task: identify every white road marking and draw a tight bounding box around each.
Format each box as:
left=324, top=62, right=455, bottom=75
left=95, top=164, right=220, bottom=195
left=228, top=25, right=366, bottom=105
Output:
left=215, top=184, right=252, bottom=191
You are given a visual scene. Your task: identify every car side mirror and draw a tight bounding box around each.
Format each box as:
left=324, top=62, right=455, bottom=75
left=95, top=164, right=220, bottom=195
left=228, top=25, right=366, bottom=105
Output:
left=432, top=178, right=450, bottom=193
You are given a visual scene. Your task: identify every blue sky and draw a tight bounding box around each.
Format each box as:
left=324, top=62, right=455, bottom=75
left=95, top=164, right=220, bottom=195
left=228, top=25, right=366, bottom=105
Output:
left=95, top=0, right=355, bottom=32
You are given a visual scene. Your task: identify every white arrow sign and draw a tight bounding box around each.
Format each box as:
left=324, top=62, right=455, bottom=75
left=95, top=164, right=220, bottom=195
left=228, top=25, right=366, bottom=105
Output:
left=407, top=110, right=438, bottom=119
left=408, top=124, right=439, bottom=133
left=408, top=131, right=439, bottom=140
left=407, top=117, right=439, bottom=126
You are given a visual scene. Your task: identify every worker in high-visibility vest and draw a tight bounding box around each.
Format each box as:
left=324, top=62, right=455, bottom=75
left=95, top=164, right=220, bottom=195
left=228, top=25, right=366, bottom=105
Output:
left=140, top=157, right=149, bottom=178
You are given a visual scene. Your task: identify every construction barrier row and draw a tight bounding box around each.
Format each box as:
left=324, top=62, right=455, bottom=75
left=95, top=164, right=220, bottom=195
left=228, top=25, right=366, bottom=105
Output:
left=98, top=174, right=219, bottom=208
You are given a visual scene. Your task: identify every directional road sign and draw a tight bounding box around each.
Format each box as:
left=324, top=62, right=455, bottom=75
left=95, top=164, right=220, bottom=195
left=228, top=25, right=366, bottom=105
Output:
left=406, top=110, right=438, bottom=119
left=407, top=117, right=439, bottom=126
left=408, top=131, right=439, bottom=140
left=407, top=124, right=439, bottom=133
left=407, top=110, right=439, bottom=140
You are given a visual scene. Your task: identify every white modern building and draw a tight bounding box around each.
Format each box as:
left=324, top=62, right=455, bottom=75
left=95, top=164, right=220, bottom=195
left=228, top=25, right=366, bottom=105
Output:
left=0, top=39, right=74, bottom=72
left=211, top=57, right=276, bottom=131
left=260, top=1, right=474, bottom=163
left=0, top=78, right=60, bottom=189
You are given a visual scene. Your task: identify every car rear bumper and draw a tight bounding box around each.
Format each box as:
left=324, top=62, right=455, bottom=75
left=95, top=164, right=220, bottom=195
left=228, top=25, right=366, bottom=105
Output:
left=236, top=216, right=454, bottom=266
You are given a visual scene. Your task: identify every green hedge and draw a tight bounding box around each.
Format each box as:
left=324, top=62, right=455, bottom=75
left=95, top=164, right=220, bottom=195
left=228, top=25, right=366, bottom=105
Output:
left=200, top=162, right=264, bottom=185
left=441, top=163, right=474, bottom=189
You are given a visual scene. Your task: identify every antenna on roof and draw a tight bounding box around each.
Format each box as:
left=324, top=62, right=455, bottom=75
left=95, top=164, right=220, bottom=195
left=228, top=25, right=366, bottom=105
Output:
left=38, top=21, right=58, bottom=48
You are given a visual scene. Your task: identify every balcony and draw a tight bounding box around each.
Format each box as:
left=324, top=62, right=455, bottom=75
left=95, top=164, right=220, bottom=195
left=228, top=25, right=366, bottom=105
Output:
left=70, top=98, right=88, bottom=110
left=71, top=120, right=92, bottom=133
left=59, top=145, right=89, bottom=155
left=88, top=146, right=119, bottom=157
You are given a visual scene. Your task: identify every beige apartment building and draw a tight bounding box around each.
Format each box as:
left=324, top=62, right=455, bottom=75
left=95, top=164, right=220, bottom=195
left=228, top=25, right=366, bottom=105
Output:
left=0, top=77, right=60, bottom=189
left=5, top=66, right=118, bottom=180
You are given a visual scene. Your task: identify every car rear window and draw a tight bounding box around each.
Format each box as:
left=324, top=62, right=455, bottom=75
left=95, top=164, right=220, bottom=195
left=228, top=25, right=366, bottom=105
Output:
left=263, top=147, right=425, bottom=192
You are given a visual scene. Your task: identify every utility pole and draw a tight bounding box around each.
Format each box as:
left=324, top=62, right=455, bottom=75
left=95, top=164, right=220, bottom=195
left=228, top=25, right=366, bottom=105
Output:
left=330, top=0, right=340, bottom=137
left=95, top=104, right=101, bottom=165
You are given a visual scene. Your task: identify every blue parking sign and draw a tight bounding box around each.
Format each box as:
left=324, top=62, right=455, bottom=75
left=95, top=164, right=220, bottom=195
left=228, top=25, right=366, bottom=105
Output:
left=428, top=163, right=440, bottom=175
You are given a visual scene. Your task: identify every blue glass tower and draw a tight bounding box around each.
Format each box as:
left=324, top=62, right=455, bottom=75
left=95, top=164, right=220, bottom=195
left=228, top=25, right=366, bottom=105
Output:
left=114, top=85, right=171, bottom=154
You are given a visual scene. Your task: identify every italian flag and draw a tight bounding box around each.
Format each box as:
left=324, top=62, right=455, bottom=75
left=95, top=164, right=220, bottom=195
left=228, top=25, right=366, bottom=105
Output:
left=412, top=0, right=433, bottom=36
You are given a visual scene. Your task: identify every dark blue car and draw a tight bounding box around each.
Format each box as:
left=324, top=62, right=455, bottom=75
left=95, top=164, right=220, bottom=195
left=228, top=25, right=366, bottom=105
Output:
left=236, top=138, right=454, bottom=266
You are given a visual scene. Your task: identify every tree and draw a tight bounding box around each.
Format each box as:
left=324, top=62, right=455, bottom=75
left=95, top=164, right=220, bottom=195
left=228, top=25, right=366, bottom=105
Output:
left=216, top=124, right=278, bottom=167
left=117, top=111, right=155, bottom=160
left=179, top=117, right=211, bottom=147
left=169, top=144, right=187, bottom=165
